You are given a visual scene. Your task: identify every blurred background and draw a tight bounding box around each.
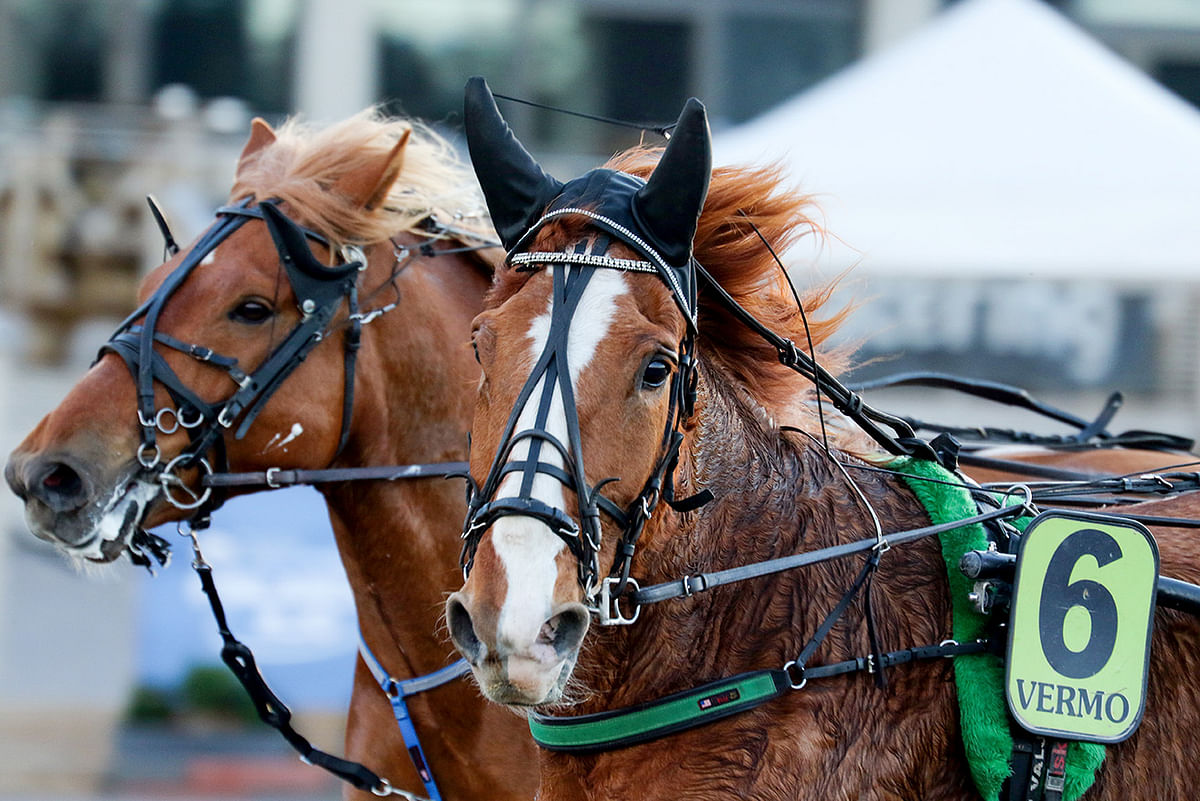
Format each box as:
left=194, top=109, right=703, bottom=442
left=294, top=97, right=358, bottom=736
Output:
left=3, top=0, right=1200, bottom=797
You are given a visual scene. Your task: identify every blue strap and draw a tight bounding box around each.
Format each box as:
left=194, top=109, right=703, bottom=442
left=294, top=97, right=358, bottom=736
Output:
left=358, top=636, right=472, bottom=801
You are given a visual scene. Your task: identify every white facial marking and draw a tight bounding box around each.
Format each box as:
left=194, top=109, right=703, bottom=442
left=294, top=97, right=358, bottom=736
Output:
left=201, top=251, right=217, bottom=266
left=491, top=268, right=628, bottom=653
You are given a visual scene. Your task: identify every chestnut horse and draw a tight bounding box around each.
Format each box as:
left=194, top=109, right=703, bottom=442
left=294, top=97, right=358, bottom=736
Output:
left=446, top=79, right=1200, bottom=800
left=5, top=111, right=536, bottom=800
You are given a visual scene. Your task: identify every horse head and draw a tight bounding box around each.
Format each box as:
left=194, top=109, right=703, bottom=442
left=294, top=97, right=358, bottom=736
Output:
left=5, top=113, right=430, bottom=565
left=446, top=78, right=711, bottom=706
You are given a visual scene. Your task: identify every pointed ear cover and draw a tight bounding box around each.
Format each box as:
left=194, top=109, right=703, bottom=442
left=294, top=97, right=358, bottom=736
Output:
left=259, top=202, right=355, bottom=280
left=632, top=98, right=711, bottom=267
left=464, top=76, right=563, bottom=250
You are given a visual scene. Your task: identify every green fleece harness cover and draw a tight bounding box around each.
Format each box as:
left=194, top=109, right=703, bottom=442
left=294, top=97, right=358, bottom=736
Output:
left=889, top=457, right=1105, bottom=801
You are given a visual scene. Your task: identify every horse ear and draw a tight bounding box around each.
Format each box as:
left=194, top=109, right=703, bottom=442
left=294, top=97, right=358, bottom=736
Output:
left=464, top=76, right=563, bottom=250
left=632, top=98, right=711, bottom=266
left=238, top=117, right=276, bottom=170
left=333, top=128, right=411, bottom=211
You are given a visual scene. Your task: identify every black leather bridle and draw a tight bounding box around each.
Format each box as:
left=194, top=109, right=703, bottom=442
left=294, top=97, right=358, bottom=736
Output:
left=100, top=197, right=366, bottom=519
left=459, top=201, right=703, bottom=603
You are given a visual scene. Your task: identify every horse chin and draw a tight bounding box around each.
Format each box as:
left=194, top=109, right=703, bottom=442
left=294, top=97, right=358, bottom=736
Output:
left=474, top=655, right=579, bottom=710
left=25, top=475, right=163, bottom=566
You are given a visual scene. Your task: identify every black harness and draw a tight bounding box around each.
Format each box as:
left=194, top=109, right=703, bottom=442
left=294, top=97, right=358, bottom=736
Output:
left=100, top=198, right=364, bottom=518
left=460, top=174, right=703, bottom=605
left=106, top=198, right=495, bottom=798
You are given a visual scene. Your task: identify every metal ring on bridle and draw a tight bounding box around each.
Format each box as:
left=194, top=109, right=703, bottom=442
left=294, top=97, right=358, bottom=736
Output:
left=783, top=660, right=807, bottom=690
left=155, top=407, right=181, bottom=434
left=340, top=243, right=367, bottom=270
left=137, top=441, right=161, bottom=469
left=158, top=454, right=214, bottom=510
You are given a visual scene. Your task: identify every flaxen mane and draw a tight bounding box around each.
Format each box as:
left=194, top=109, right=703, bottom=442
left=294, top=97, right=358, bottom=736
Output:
left=606, top=148, right=857, bottom=440
left=231, top=108, right=490, bottom=248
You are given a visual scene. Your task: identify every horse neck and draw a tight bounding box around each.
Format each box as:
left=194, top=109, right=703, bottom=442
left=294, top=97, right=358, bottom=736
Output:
left=320, top=244, right=489, bottom=677
left=578, top=363, right=949, bottom=710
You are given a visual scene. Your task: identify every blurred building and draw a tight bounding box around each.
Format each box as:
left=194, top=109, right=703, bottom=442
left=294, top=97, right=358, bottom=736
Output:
left=2, top=0, right=1200, bottom=794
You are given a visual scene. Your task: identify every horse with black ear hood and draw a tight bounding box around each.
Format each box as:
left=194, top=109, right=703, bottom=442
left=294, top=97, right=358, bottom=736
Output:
left=463, top=75, right=711, bottom=315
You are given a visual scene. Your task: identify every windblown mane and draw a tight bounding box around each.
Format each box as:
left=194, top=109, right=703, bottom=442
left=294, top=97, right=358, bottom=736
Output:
left=231, top=108, right=490, bottom=248
left=606, top=148, right=854, bottom=432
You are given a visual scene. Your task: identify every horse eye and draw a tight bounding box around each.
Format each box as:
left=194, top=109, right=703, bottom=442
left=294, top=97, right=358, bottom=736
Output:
left=471, top=339, right=481, bottom=364
left=229, top=299, right=275, bottom=325
left=640, top=357, right=672, bottom=390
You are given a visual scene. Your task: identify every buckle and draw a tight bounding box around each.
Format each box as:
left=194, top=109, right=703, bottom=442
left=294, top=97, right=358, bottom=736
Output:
left=680, top=574, right=707, bottom=598
left=595, top=576, right=640, bottom=626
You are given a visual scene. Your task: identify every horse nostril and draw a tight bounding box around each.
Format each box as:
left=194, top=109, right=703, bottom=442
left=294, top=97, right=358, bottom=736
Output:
left=33, top=461, right=88, bottom=512
left=4, top=457, right=28, bottom=501
left=447, top=594, right=485, bottom=664
left=541, top=604, right=590, bottom=660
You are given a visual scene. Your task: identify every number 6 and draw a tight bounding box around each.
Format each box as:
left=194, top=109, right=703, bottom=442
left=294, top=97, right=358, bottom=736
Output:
left=1038, top=528, right=1121, bottom=679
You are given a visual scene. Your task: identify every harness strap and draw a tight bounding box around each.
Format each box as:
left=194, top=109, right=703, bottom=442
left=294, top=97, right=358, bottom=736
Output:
left=528, top=639, right=987, bottom=753
left=691, top=261, right=943, bottom=465
left=203, top=461, right=469, bottom=489
left=358, top=638, right=472, bottom=801
left=624, top=503, right=1022, bottom=609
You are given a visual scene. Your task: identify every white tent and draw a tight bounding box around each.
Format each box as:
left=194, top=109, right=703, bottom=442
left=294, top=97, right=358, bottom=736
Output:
left=714, top=0, right=1200, bottom=280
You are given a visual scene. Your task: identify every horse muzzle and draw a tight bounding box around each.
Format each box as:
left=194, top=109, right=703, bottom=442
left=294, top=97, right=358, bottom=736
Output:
left=5, top=446, right=159, bottom=560
left=446, top=589, right=590, bottom=706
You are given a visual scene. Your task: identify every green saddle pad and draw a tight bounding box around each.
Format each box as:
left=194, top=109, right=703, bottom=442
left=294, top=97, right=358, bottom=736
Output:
left=888, top=457, right=1105, bottom=801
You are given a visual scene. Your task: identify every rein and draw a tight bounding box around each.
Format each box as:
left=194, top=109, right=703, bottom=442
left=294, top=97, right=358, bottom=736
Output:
left=849, top=371, right=1195, bottom=453
left=534, top=463, right=1200, bottom=753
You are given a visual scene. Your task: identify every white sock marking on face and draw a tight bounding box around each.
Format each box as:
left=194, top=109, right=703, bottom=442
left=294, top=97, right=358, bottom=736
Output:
left=491, top=268, right=629, bottom=653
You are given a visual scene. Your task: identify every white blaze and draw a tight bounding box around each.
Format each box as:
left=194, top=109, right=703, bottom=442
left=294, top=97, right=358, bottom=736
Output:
left=490, top=269, right=628, bottom=654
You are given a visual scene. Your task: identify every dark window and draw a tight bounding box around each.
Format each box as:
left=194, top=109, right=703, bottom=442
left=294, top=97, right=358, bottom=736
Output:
left=39, top=2, right=104, bottom=102
left=1155, top=59, right=1200, bottom=109
left=723, top=11, right=861, bottom=122
left=153, top=0, right=249, bottom=98
left=591, top=18, right=692, bottom=127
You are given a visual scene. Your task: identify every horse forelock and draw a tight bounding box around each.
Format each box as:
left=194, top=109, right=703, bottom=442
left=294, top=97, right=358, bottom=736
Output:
left=229, top=107, right=489, bottom=249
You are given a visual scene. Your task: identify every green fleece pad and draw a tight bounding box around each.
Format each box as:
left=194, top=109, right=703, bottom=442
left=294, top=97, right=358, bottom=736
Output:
left=888, top=457, right=1104, bottom=801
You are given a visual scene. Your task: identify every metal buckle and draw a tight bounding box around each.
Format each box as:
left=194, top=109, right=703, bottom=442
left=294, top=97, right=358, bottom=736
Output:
left=595, top=576, right=640, bottom=626
left=265, top=467, right=282, bottom=488
left=178, top=520, right=209, bottom=570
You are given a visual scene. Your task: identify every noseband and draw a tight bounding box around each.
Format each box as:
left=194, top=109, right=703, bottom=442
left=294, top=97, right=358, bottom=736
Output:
left=100, top=198, right=365, bottom=517
left=460, top=197, right=703, bottom=607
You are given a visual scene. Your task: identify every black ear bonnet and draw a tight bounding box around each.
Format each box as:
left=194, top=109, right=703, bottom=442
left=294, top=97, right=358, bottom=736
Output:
left=464, top=76, right=711, bottom=324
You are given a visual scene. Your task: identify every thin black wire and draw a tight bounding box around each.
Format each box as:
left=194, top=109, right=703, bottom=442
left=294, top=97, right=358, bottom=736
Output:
left=737, top=210, right=831, bottom=453
left=492, top=92, right=676, bottom=139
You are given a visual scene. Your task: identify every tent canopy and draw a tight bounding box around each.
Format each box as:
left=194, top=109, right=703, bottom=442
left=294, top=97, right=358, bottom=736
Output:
left=714, top=0, right=1200, bottom=279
